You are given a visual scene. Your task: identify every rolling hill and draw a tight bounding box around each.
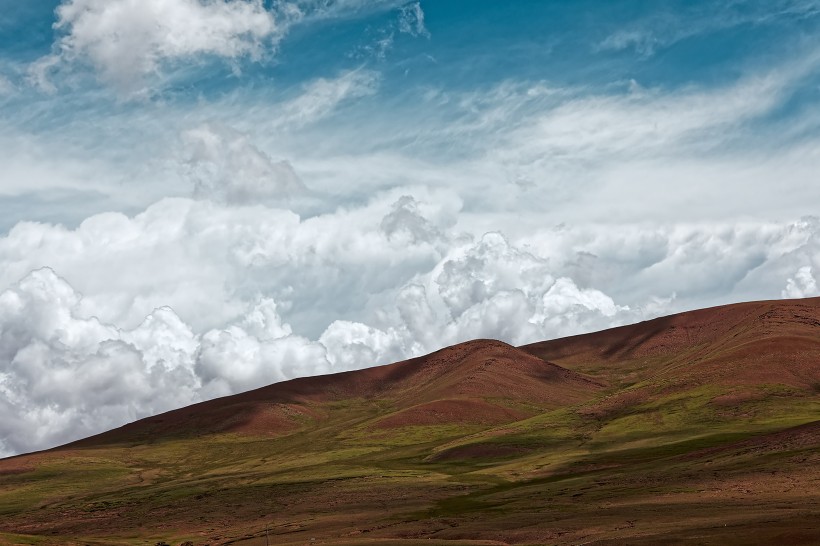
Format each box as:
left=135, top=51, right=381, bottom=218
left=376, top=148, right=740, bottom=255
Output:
left=1, top=298, right=819, bottom=545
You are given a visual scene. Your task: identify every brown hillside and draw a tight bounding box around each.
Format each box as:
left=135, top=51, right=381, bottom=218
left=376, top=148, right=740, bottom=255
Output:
left=374, top=399, right=529, bottom=428
left=522, top=297, right=820, bottom=389
left=69, top=299, right=820, bottom=449
left=2, top=298, right=820, bottom=546
left=70, top=340, right=601, bottom=448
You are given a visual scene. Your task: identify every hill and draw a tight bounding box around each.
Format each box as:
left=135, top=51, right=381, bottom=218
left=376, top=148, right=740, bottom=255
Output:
left=1, top=298, right=819, bottom=545
left=70, top=339, right=602, bottom=446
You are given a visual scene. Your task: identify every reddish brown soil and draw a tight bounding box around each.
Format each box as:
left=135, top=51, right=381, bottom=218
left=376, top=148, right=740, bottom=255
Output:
left=0, top=463, right=33, bottom=476
left=524, top=297, right=820, bottom=365
left=374, top=399, right=529, bottom=428
left=523, top=297, right=820, bottom=391
left=68, top=399, right=314, bottom=446
left=682, top=419, right=820, bottom=461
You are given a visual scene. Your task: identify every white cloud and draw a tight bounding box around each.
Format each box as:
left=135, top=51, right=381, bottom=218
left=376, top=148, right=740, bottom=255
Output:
left=0, top=190, right=457, bottom=334
left=42, top=0, right=282, bottom=94
left=25, top=55, right=62, bottom=94
left=3, top=193, right=820, bottom=456
left=0, top=75, right=16, bottom=96
left=273, top=69, right=380, bottom=128
left=398, top=2, right=429, bottom=37
left=393, top=232, right=632, bottom=348
left=181, top=124, right=307, bottom=204
left=379, top=63, right=820, bottom=223
left=195, top=299, right=331, bottom=397
left=27, top=0, right=404, bottom=96
left=783, top=266, right=819, bottom=298
left=319, top=320, right=406, bottom=370
left=9, top=51, right=820, bottom=230
left=457, top=73, right=792, bottom=188
left=598, top=29, right=660, bottom=56
left=0, top=268, right=200, bottom=456
left=380, top=195, right=443, bottom=244
left=0, top=268, right=334, bottom=456
left=597, top=0, right=820, bottom=57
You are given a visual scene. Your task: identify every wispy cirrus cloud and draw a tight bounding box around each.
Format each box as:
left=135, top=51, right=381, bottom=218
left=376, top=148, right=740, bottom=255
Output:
left=598, top=0, right=820, bottom=56
left=273, top=69, right=380, bottom=128
left=0, top=74, right=15, bottom=95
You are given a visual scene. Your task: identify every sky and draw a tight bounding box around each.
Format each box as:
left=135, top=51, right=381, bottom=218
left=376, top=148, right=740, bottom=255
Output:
left=1, top=0, right=820, bottom=456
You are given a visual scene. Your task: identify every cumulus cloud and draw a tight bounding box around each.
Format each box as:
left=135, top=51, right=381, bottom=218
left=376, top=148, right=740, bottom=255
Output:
left=195, top=298, right=331, bottom=397
left=0, top=191, right=457, bottom=334
left=3, top=193, right=820, bottom=456
left=0, top=268, right=198, bottom=455
left=181, top=124, right=307, bottom=204
left=319, top=320, right=406, bottom=370
left=380, top=195, right=442, bottom=244
left=39, top=0, right=282, bottom=93
left=0, top=268, right=334, bottom=456
left=783, top=266, right=819, bottom=298
left=392, top=232, right=631, bottom=348
left=0, top=195, right=634, bottom=456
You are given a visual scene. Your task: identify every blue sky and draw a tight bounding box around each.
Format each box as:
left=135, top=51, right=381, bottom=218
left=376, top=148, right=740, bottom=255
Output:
left=1, top=0, right=820, bottom=455
left=2, top=0, right=820, bottom=227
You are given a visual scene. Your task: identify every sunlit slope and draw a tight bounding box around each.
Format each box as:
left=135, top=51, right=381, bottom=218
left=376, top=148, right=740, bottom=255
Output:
left=1, top=299, right=819, bottom=545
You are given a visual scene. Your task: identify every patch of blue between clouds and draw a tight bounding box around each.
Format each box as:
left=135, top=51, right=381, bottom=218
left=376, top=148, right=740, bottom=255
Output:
left=0, top=0, right=57, bottom=60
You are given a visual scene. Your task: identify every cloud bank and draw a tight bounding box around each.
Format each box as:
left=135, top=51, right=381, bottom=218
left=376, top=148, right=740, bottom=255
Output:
left=1, top=191, right=819, bottom=456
